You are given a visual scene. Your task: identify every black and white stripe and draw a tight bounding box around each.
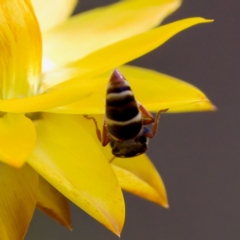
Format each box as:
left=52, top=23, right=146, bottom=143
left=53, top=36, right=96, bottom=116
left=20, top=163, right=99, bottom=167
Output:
left=106, top=69, right=142, bottom=141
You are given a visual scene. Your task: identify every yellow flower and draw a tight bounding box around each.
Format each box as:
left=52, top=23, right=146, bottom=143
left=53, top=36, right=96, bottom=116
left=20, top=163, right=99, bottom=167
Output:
left=0, top=0, right=214, bottom=239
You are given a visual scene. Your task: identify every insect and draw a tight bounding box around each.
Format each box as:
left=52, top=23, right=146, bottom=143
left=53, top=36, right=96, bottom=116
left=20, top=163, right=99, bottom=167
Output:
left=84, top=69, right=167, bottom=159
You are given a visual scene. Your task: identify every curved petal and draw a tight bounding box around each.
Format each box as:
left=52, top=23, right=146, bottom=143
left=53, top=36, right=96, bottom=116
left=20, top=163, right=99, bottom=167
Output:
left=31, top=0, right=77, bottom=32
left=112, top=163, right=168, bottom=207
left=42, top=17, right=212, bottom=88
left=28, top=114, right=124, bottom=236
left=0, top=18, right=212, bottom=114
left=43, top=0, right=181, bottom=67
left=0, top=80, right=90, bottom=113
left=0, top=113, right=36, bottom=167
left=37, top=176, right=72, bottom=230
left=0, top=163, right=38, bottom=240
left=112, top=154, right=168, bottom=207
left=78, top=115, right=168, bottom=206
left=164, top=101, right=217, bottom=112
left=116, top=65, right=215, bottom=112
left=46, top=65, right=214, bottom=114
left=0, top=0, right=42, bottom=99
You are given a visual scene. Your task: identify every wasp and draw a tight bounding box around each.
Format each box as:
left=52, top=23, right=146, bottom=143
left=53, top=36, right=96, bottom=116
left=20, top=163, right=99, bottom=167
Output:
left=84, top=69, right=167, bottom=159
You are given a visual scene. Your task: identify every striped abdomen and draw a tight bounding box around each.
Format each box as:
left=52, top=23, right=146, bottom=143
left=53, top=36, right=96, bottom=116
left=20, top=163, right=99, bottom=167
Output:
left=106, top=70, right=142, bottom=141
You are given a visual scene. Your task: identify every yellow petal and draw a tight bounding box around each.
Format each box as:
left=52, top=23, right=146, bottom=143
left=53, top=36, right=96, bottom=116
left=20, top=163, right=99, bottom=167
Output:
left=0, top=18, right=212, bottom=114
left=79, top=115, right=168, bottom=206
left=0, top=113, right=36, bottom=167
left=0, top=81, right=90, bottom=113
left=117, top=65, right=215, bottom=112
left=113, top=155, right=168, bottom=207
left=165, top=101, right=217, bottom=112
left=42, top=17, right=212, bottom=89
left=28, top=114, right=125, bottom=236
left=0, top=0, right=42, bottom=99
left=0, top=62, right=214, bottom=114
left=31, top=0, right=77, bottom=32
left=46, top=65, right=214, bottom=114
left=0, top=163, right=38, bottom=240
left=112, top=163, right=168, bottom=207
left=37, top=176, right=72, bottom=230
left=43, top=0, right=181, bottom=67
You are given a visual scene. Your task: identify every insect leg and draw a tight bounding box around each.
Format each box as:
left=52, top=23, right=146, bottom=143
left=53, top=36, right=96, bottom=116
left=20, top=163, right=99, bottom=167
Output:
left=84, top=115, right=101, bottom=141
left=144, top=109, right=168, bottom=138
left=109, top=156, right=116, bottom=163
left=138, top=102, right=155, bottom=125
left=138, top=101, right=155, bottom=124
left=102, top=118, right=111, bottom=146
left=83, top=115, right=110, bottom=146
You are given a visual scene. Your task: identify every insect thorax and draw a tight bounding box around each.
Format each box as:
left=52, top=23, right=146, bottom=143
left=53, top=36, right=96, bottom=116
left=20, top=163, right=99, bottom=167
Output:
left=110, top=133, right=149, bottom=158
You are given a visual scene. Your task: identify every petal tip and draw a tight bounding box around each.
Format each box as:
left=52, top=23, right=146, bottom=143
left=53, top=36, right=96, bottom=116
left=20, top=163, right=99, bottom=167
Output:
left=116, top=233, right=121, bottom=238
left=163, top=203, right=169, bottom=209
left=204, top=99, right=217, bottom=111
left=158, top=197, right=169, bottom=209
left=111, top=221, right=123, bottom=237
left=67, top=225, right=73, bottom=231
left=195, top=17, right=214, bottom=23
left=211, top=104, right=217, bottom=111
left=205, top=19, right=214, bottom=23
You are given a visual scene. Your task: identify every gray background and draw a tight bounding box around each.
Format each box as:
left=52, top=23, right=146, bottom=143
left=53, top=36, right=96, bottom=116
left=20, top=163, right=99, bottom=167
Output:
left=26, top=0, right=240, bottom=239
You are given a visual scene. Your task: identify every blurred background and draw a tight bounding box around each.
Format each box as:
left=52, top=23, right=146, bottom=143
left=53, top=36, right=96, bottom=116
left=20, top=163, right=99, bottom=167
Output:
left=26, top=0, right=240, bottom=239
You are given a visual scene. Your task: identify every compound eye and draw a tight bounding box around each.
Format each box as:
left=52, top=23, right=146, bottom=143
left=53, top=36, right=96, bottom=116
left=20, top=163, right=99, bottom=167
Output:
left=138, top=134, right=147, bottom=144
